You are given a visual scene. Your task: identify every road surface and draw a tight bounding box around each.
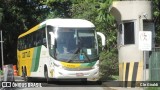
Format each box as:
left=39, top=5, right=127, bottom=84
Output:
left=1, top=76, right=112, bottom=90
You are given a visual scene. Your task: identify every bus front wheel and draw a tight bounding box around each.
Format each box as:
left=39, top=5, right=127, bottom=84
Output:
left=44, top=66, right=49, bottom=83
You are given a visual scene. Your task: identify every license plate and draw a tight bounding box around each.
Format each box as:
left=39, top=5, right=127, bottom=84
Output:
left=76, top=73, right=84, bottom=76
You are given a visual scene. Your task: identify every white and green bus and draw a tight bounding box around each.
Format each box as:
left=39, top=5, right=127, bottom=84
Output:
left=17, top=18, right=105, bottom=82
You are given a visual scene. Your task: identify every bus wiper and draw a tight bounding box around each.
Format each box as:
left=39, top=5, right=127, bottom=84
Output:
left=67, top=47, right=80, bottom=63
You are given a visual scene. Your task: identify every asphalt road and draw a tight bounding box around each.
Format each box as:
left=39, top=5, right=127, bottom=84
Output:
left=1, top=76, right=112, bottom=90
left=0, top=65, right=112, bottom=90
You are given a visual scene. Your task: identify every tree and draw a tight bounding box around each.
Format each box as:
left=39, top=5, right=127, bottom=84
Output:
left=0, top=0, right=119, bottom=78
left=0, top=0, right=72, bottom=66
left=71, top=0, right=118, bottom=79
left=0, top=0, right=51, bottom=65
left=153, top=0, right=160, bottom=46
left=0, top=8, right=3, bottom=23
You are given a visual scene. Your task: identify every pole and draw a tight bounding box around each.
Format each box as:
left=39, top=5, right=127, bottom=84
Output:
left=143, top=51, right=146, bottom=81
left=0, top=30, right=4, bottom=71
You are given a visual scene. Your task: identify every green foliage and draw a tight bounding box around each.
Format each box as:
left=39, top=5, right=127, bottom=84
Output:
left=0, top=0, right=160, bottom=80
left=99, top=50, right=118, bottom=79
left=71, top=0, right=118, bottom=79
left=0, top=0, right=50, bottom=65
left=0, top=0, right=119, bottom=79
left=41, top=0, right=72, bottom=18
left=0, top=8, right=3, bottom=23
left=153, top=0, right=160, bottom=46
left=146, top=87, right=160, bottom=90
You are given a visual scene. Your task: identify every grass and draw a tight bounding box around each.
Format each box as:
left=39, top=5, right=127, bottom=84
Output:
left=99, top=75, right=119, bottom=82
left=111, top=75, right=119, bottom=80
left=146, top=87, right=160, bottom=90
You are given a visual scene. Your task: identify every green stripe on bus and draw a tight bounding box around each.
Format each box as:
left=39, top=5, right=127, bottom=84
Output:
left=34, top=46, right=41, bottom=71
left=31, top=46, right=42, bottom=72
left=31, top=48, right=37, bottom=72
left=80, top=61, right=96, bottom=68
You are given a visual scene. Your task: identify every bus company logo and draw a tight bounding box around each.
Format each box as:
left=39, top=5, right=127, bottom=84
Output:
left=65, top=64, right=76, bottom=68
left=2, top=82, right=11, bottom=88
left=22, top=51, right=30, bottom=58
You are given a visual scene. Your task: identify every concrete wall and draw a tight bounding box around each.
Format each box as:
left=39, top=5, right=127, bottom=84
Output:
left=111, top=1, right=152, bottom=84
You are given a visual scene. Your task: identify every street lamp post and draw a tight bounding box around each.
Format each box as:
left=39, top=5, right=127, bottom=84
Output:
left=0, top=30, right=4, bottom=71
left=0, top=8, right=4, bottom=71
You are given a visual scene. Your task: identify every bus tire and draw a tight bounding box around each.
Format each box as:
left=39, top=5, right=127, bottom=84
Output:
left=81, top=78, right=87, bottom=84
left=44, top=66, right=49, bottom=83
left=23, top=66, right=28, bottom=82
left=22, top=66, right=24, bottom=77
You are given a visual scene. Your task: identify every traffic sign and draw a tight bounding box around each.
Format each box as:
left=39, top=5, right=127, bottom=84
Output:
left=139, top=31, right=152, bottom=51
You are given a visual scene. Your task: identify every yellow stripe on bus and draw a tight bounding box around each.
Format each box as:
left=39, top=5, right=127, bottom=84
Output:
left=18, top=24, right=40, bottom=38
left=61, top=62, right=81, bottom=68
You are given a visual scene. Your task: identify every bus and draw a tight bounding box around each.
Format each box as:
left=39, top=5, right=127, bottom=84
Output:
left=17, top=18, right=105, bottom=82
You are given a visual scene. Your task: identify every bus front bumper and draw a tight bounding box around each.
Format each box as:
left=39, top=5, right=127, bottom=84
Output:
left=50, top=67, right=99, bottom=80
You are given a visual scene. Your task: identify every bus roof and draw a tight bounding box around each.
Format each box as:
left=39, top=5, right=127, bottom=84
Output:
left=18, top=18, right=95, bottom=38
left=45, top=19, right=95, bottom=28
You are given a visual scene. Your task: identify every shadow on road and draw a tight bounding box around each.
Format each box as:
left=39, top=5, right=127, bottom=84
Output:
left=26, top=77, right=103, bottom=87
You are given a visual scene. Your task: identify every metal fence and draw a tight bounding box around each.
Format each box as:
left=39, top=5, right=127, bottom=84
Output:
left=149, top=47, right=160, bottom=81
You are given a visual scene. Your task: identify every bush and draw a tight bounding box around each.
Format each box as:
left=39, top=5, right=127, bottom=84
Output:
left=146, top=87, right=160, bottom=90
left=99, top=49, right=118, bottom=80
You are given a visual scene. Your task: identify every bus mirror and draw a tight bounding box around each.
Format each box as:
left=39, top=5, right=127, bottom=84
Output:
left=97, top=32, right=106, bottom=49
left=49, top=32, right=55, bottom=45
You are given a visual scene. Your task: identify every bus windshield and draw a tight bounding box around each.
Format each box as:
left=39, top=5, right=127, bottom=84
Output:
left=54, top=28, right=98, bottom=63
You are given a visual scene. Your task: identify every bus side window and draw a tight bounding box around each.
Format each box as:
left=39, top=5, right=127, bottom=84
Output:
left=40, top=27, right=46, bottom=46
left=20, top=39, right=23, bottom=50
left=36, top=33, right=41, bottom=46
left=30, top=34, right=34, bottom=48
left=32, top=32, right=36, bottom=47
left=42, top=28, right=47, bottom=47
left=26, top=35, right=30, bottom=49
left=24, top=36, right=27, bottom=49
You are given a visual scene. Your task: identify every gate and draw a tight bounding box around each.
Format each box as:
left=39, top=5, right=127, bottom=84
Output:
left=149, top=47, right=160, bottom=81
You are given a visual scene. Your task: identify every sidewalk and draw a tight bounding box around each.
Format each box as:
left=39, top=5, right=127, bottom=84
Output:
left=107, top=87, right=143, bottom=90
left=0, top=75, right=23, bottom=81
left=102, top=81, right=144, bottom=90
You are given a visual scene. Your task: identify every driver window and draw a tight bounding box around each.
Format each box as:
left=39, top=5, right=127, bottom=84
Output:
left=47, top=26, right=56, bottom=58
